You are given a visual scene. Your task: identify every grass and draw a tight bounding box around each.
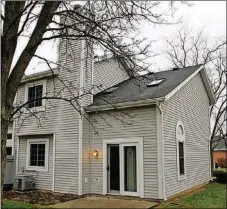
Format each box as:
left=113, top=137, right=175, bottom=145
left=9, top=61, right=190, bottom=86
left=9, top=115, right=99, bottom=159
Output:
left=2, top=200, right=38, bottom=209
left=214, top=167, right=227, bottom=172
left=157, top=182, right=226, bottom=208
left=3, top=183, right=226, bottom=209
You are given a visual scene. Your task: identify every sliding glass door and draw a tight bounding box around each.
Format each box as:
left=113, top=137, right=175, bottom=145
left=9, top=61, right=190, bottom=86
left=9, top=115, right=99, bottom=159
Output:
left=104, top=138, right=143, bottom=197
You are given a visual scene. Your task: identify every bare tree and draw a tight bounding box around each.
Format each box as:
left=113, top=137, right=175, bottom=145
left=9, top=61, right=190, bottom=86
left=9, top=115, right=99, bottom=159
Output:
left=163, top=25, right=226, bottom=170
left=1, top=1, right=188, bottom=195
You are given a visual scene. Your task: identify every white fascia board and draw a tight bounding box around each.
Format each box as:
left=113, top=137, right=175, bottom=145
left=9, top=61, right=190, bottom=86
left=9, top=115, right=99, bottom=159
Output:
left=165, top=65, right=204, bottom=101
left=20, top=70, right=59, bottom=84
left=16, top=132, right=55, bottom=136
left=85, top=97, right=165, bottom=112
left=199, top=68, right=216, bottom=105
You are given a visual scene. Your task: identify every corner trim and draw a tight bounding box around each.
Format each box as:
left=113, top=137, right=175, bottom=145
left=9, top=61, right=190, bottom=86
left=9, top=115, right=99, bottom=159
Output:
left=200, top=69, right=216, bottom=105
left=157, top=102, right=166, bottom=200
left=78, top=39, right=85, bottom=195
left=16, top=136, right=19, bottom=174
left=52, top=133, right=56, bottom=191
left=156, top=103, right=163, bottom=199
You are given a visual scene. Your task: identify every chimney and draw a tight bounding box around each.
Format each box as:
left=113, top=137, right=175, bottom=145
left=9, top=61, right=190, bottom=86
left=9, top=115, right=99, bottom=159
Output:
left=58, top=3, right=93, bottom=107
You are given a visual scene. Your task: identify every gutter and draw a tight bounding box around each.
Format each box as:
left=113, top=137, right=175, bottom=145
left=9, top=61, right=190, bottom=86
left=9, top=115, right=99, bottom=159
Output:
left=20, top=69, right=59, bottom=84
left=85, top=97, right=165, bottom=112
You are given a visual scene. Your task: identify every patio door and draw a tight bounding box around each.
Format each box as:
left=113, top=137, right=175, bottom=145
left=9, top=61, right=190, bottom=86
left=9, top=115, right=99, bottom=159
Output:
left=106, top=142, right=140, bottom=197
left=121, top=143, right=139, bottom=196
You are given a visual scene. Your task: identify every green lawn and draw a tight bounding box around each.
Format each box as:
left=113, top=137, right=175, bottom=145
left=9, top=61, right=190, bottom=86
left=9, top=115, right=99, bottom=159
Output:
left=2, top=200, right=37, bottom=209
left=3, top=183, right=226, bottom=209
left=157, top=183, right=226, bottom=208
left=214, top=167, right=227, bottom=172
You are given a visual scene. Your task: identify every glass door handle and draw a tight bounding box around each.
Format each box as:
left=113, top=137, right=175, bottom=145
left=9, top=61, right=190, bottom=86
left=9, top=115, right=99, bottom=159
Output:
left=106, top=165, right=110, bottom=171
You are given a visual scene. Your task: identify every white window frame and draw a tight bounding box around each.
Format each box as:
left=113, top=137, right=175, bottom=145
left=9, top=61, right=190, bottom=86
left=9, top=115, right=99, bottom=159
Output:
left=176, top=121, right=186, bottom=181
left=24, top=80, right=47, bottom=112
left=26, top=138, right=49, bottom=172
left=103, top=137, right=144, bottom=198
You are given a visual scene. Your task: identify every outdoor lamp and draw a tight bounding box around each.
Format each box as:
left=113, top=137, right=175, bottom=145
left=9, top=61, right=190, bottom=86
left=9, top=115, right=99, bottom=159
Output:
left=92, top=149, right=99, bottom=157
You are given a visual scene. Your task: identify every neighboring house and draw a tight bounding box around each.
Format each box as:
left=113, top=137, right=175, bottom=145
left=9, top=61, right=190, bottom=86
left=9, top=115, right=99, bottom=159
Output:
left=212, top=136, right=227, bottom=168
left=7, top=15, right=215, bottom=201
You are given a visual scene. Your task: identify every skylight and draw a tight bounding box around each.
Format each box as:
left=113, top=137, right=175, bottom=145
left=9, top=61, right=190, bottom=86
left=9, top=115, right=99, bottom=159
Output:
left=137, top=70, right=150, bottom=76
left=147, top=79, right=165, bottom=87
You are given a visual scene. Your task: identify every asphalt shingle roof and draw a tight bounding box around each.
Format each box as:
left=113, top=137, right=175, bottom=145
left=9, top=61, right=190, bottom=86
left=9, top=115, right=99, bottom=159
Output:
left=92, top=65, right=202, bottom=106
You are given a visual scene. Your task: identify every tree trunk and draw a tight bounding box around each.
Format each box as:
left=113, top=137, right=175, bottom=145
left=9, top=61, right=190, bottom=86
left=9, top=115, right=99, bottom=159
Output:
left=1, top=109, right=9, bottom=201
left=210, top=141, right=214, bottom=175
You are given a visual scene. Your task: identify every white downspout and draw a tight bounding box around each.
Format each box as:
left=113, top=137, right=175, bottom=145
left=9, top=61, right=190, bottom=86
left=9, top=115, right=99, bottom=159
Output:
left=156, top=101, right=167, bottom=200
left=208, top=105, right=212, bottom=180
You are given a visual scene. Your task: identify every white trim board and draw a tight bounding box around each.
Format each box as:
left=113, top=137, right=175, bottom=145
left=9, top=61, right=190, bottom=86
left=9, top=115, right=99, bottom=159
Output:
left=16, top=136, right=19, bottom=174
left=200, top=69, right=216, bottom=104
left=78, top=39, right=85, bottom=196
left=176, top=121, right=186, bottom=181
left=86, top=98, right=163, bottom=112
left=52, top=134, right=56, bottom=191
left=24, top=79, right=47, bottom=112
left=102, top=137, right=144, bottom=198
left=26, top=138, right=49, bottom=172
left=156, top=104, right=164, bottom=199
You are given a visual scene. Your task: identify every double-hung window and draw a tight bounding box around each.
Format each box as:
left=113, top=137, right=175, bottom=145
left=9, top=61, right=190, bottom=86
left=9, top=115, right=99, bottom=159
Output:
left=25, top=81, right=46, bottom=111
left=7, top=133, right=13, bottom=155
left=26, top=139, right=49, bottom=171
left=28, top=85, right=43, bottom=108
left=176, top=121, right=186, bottom=180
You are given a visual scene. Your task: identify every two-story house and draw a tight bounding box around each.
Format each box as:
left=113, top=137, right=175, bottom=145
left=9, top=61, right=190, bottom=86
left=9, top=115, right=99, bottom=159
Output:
left=8, top=12, right=215, bottom=200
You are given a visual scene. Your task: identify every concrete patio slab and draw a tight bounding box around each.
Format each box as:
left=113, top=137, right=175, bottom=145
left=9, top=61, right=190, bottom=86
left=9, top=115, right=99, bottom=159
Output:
left=50, top=196, right=159, bottom=208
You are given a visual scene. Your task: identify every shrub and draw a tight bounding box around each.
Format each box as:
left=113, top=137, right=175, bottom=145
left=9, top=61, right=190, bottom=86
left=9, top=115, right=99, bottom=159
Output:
left=217, top=158, right=227, bottom=168
left=213, top=170, right=227, bottom=183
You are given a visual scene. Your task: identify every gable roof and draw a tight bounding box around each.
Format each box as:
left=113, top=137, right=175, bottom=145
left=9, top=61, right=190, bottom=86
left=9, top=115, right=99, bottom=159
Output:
left=89, top=65, right=215, bottom=110
left=20, top=60, right=215, bottom=112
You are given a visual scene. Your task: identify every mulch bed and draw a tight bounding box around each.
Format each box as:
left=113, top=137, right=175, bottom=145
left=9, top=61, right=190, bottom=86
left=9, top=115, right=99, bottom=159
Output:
left=3, top=190, right=78, bottom=205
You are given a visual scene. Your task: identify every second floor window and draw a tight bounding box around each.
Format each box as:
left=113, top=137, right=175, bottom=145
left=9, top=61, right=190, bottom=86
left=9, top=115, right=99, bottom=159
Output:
left=28, top=85, right=43, bottom=108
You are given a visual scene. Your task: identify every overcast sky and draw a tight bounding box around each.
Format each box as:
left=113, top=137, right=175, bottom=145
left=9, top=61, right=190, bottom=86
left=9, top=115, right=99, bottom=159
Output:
left=18, top=1, right=226, bottom=75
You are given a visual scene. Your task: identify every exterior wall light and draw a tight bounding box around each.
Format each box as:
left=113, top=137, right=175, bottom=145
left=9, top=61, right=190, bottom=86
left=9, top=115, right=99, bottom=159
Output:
left=92, top=149, right=99, bottom=157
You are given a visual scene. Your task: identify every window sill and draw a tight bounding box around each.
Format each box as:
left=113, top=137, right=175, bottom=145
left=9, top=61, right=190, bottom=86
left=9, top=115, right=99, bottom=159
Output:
left=178, top=175, right=186, bottom=181
left=23, top=106, right=45, bottom=113
left=26, top=166, right=48, bottom=172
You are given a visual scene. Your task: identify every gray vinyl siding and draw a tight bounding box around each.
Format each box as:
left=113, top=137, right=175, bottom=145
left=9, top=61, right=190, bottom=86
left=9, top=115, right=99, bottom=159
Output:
left=14, top=34, right=90, bottom=194
left=15, top=77, right=59, bottom=135
left=162, top=73, right=210, bottom=198
left=94, top=58, right=129, bottom=94
left=89, top=106, right=159, bottom=199
left=14, top=25, right=93, bottom=193
left=17, top=135, right=53, bottom=190
left=15, top=75, right=80, bottom=193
